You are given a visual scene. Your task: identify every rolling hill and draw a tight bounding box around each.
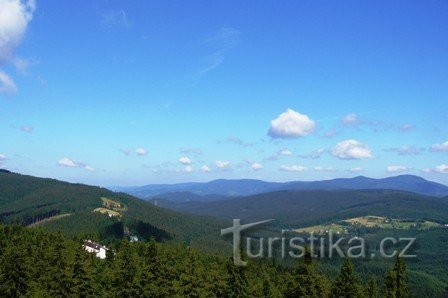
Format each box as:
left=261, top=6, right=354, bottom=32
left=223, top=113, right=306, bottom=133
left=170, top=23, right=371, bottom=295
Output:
left=154, top=189, right=448, bottom=228
left=0, top=170, right=230, bottom=252
left=117, top=175, right=448, bottom=201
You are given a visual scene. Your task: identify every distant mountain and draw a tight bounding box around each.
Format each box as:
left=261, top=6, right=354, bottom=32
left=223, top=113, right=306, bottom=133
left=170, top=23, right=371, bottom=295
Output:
left=117, top=175, right=448, bottom=201
left=156, top=189, right=448, bottom=227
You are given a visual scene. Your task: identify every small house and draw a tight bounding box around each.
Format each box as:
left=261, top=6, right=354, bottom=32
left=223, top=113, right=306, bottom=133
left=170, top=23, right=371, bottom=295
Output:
left=83, top=240, right=108, bottom=259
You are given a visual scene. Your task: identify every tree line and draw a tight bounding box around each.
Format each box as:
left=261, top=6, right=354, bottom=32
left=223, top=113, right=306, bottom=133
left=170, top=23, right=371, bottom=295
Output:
left=0, top=224, right=411, bottom=297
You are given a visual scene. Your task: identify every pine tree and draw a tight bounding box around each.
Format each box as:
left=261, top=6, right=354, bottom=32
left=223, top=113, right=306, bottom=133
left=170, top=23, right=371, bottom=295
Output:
left=365, top=275, right=378, bottom=298
left=286, top=247, right=327, bottom=297
left=330, top=258, right=364, bottom=298
left=382, top=256, right=407, bottom=298
left=226, top=258, right=248, bottom=297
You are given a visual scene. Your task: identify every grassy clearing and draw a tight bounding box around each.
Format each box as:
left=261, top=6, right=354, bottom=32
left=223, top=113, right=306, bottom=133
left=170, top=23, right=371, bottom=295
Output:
left=295, top=215, right=443, bottom=234
left=92, top=197, right=127, bottom=217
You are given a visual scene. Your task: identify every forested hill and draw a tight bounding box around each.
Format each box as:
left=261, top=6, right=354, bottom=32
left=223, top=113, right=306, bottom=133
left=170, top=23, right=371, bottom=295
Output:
left=0, top=171, right=230, bottom=251
left=155, top=189, right=448, bottom=227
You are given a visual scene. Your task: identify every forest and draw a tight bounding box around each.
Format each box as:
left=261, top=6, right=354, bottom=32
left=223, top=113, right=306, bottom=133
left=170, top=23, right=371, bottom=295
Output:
left=0, top=224, right=411, bottom=297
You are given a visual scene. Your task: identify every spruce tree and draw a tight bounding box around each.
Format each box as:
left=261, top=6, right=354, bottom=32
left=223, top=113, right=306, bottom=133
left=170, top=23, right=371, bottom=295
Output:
left=365, top=275, right=378, bottom=298
left=286, top=247, right=326, bottom=297
left=330, top=258, right=364, bottom=298
left=382, top=256, right=407, bottom=298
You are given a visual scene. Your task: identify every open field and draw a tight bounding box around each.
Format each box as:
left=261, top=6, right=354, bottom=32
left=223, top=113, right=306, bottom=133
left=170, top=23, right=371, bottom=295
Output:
left=294, top=215, right=444, bottom=234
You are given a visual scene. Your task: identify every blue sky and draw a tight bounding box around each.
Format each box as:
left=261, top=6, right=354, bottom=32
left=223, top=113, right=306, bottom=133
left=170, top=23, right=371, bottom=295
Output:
left=0, top=0, right=447, bottom=186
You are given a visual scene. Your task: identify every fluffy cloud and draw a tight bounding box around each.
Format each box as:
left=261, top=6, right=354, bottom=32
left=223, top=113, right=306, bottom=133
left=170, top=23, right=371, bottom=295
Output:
left=279, top=165, right=308, bottom=172
left=58, top=157, right=77, bottom=167
left=135, top=148, right=148, bottom=156
left=215, top=160, right=230, bottom=169
left=179, top=156, right=191, bottom=165
left=200, top=165, right=211, bottom=173
left=422, top=164, right=448, bottom=174
left=349, top=167, right=363, bottom=173
left=0, top=153, right=6, bottom=160
left=279, top=149, right=292, bottom=156
left=341, top=113, right=358, bottom=125
left=184, top=165, right=193, bottom=173
left=268, top=109, right=315, bottom=139
left=332, top=139, right=372, bottom=160
left=0, top=0, right=35, bottom=94
left=58, top=157, right=94, bottom=171
left=386, top=165, right=411, bottom=173
left=250, top=163, right=263, bottom=170
left=430, top=141, right=448, bottom=152
left=314, top=166, right=338, bottom=172
left=384, top=146, right=424, bottom=156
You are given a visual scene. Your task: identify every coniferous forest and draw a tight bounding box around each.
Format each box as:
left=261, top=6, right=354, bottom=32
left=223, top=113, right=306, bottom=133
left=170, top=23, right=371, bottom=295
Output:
left=0, top=224, right=411, bottom=298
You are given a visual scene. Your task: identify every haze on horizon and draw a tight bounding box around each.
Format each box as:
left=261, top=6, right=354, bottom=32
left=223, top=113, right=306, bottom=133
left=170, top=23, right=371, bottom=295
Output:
left=0, top=0, right=447, bottom=186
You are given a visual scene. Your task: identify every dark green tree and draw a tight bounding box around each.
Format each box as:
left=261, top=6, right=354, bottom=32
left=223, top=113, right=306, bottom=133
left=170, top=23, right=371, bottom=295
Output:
left=365, top=275, right=378, bottom=298
left=330, top=258, right=364, bottom=298
left=383, top=255, right=407, bottom=298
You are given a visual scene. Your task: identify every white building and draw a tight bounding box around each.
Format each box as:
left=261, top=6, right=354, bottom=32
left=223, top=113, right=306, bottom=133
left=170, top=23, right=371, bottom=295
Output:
left=83, top=240, right=108, bottom=259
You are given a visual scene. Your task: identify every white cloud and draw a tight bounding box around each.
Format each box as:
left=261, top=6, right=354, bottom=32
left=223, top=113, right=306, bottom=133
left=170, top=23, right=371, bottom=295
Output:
left=135, top=148, right=147, bottom=156
left=314, top=166, right=338, bottom=172
left=0, top=153, right=6, bottom=160
left=430, top=141, right=448, bottom=152
left=423, top=164, right=448, bottom=174
left=250, top=163, right=263, bottom=170
left=200, top=165, right=211, bottom=173
left=0, top=0, right=35, bottom=94
left=0, top=70, right=17, bottom=94
left=184, top=165, right=193, bottom=173
left=58, top=157, right=77, bottom=167
left=386, top=165, right=411, bottom=173
left=279, top=149, right=292, bottom=156
left=84, top=165, right=95, bottom=172
left=215, top=160, right=230, bottom=169
left=279, top=165, right=308, bottom=172
left=268, top=109, right=316, bottom=139
left=57, top=157, right=94, bottom=172
left=349, top=167, right=363, bottom=173
left=179, top=156, right=191, bottom=165
left=332, top=139, right=372, bottom=160
left=341, top=113, right=358, bottom=125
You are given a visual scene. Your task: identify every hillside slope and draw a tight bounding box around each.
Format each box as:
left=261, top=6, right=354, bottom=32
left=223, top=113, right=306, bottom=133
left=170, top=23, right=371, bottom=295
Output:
left=0, top=171, right=230, bottom=251
left=156, top=189, right=448, bottom=227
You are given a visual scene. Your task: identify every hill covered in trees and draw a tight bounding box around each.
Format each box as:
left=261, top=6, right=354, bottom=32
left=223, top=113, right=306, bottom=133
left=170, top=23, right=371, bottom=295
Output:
left=0, top=171, right=229, bottom=251
left=154, top=189, right=448, bottom=227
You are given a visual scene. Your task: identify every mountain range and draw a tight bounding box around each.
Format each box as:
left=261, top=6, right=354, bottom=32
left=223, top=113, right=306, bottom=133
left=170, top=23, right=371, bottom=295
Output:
left=114, top=175, right=448, bottom=201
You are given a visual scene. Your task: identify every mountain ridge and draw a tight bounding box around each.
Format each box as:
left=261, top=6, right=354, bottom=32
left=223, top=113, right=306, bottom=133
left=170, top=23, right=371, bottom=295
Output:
left=114, top=174, right=448, bottom=200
